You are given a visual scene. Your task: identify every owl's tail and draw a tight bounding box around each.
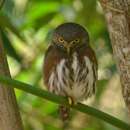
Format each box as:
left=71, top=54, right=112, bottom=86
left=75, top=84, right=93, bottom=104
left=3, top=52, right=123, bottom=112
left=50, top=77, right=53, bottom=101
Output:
left=59, top=105, right=70, bottom=121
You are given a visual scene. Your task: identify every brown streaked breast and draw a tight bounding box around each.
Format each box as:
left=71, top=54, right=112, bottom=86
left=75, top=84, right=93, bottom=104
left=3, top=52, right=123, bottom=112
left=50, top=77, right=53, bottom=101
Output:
left=78, top=45, right=98, bottom=82
left=43, top=45, right=67, bottom=89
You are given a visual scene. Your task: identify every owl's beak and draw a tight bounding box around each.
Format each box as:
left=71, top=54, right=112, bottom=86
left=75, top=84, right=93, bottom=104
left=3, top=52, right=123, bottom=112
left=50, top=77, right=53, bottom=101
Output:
left=64, top=42, right=71, bottom=54
left=66, top=46, right=70, bottom=54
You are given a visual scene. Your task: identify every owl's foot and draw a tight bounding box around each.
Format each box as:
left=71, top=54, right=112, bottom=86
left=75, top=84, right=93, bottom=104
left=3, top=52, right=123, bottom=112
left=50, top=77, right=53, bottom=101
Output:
left=68, top=96, right=76, bottom=106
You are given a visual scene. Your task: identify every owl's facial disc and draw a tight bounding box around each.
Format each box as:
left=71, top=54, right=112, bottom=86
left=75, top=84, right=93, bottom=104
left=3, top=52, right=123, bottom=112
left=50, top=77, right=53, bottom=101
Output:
left=54, top=35, right=81, bottom=54
left=52, top=22, right=89, bottom=54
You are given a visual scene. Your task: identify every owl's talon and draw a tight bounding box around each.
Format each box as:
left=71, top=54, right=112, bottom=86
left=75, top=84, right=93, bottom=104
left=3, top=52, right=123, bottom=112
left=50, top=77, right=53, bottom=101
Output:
left=68, top=97, right=75, bottom=106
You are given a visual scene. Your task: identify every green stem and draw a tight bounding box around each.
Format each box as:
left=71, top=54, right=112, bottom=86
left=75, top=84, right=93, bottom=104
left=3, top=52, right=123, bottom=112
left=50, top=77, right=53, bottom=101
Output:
left=0, top=75, right=129, bottom=129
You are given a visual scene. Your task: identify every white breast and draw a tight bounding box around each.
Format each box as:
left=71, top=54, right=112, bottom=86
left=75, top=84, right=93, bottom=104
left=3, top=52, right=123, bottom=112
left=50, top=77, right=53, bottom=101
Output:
left=48, top=52, right=95, bottom=102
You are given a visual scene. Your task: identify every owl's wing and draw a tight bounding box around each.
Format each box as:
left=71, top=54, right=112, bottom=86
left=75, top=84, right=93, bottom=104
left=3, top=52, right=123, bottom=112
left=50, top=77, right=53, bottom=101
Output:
left=43, top=45, right=64, bottom=89
left=83, top=46, right=98, bottom=78
left=79, top=45, right=98, bottom=94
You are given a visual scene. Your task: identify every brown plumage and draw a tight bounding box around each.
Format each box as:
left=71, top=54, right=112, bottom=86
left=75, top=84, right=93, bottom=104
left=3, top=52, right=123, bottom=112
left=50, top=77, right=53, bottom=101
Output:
left=43, top=23, right=98, bottom=120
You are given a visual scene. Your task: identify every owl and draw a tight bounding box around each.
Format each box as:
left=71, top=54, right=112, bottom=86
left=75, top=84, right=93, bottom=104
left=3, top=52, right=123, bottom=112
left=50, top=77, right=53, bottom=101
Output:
left=43, top=22, right=97, bottom=120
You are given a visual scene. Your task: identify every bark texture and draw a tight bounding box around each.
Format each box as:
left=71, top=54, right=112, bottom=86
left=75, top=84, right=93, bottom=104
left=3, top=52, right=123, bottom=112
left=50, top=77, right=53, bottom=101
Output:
left=100, top=0, right=130, bottom=109
left=0, top=33, right=23, bottom=130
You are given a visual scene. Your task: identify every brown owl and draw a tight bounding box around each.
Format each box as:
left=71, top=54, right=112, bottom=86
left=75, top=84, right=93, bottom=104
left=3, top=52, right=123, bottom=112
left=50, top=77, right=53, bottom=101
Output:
left=43, top=22, right=98, bottom=120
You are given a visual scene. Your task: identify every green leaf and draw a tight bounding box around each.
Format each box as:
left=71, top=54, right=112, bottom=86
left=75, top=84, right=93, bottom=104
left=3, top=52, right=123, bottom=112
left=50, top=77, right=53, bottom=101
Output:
left=34, top=12, right=57, bottom=30
left=22, top=12, right=57, bottom=30
left=22, top=1, right=60, bottom=29
left=26, top=2, right=60, bottom=21
left=0, top=12, right=25, bottom=41
left=1, top=29, right=22, bottom=63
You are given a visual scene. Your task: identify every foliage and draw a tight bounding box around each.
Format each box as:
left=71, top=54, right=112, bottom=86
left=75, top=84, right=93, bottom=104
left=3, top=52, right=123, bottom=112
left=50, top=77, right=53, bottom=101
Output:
left=0, top=0, right=128, bottom=130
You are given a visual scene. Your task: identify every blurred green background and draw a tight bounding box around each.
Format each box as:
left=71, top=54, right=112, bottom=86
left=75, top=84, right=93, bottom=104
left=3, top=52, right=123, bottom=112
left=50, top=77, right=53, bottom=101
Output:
left=0, top=0, right=129, bottom=130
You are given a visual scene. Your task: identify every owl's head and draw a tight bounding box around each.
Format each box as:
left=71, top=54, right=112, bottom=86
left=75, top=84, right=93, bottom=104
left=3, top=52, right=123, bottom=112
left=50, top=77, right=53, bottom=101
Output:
left=52, top=22, right=89, bottom=54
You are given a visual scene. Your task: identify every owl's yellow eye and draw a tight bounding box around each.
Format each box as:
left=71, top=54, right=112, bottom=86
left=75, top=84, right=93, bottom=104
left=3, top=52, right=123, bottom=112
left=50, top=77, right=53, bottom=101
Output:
left=71, top=39, right=80, bottom=45
left=58, top=37, right=64, bottom=43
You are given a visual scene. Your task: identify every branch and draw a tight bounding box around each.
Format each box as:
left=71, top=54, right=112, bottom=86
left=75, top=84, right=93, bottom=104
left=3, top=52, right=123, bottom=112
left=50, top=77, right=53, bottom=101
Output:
left=0, top=75, right=130, bottom=130
left=0, top=33, right=23, bottom=130
left=100, top=0, right=130, bottom=112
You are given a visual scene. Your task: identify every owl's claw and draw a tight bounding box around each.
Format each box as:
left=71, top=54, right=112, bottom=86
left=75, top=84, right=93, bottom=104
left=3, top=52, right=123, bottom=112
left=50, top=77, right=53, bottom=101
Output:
left=68, top=97, right=76, bottom=106
left=68, top=97, right=73, bottom=106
